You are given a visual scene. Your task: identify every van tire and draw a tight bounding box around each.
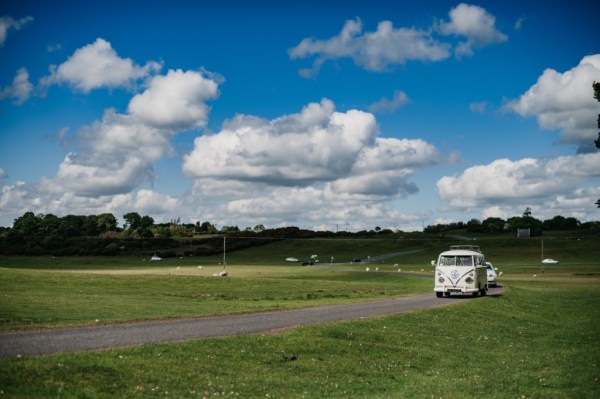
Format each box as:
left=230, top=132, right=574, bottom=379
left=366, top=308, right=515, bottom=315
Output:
left=436, top=292, right=443, bottom=298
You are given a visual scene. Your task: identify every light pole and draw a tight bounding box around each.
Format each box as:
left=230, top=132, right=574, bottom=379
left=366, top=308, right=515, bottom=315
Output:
left=541, top=238, right=544, bottom=274
left=223, top=236, right=226, bottom=269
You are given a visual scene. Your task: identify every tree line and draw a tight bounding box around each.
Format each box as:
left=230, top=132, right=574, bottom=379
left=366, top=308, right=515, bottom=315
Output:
left=0, top=209, right=597, bottom=256
left=424, top=208, right=599, bottom=237
left=0, top=212, right=369, bottom=256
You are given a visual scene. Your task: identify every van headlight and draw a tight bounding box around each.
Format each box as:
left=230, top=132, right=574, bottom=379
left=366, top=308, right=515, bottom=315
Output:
left=465, top=277, right=473, bottom=284
left=438, top=277, right=445, bottom=283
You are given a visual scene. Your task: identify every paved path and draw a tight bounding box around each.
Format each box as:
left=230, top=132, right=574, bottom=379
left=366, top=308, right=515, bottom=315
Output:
left=0, top=288, right=503, bottom=359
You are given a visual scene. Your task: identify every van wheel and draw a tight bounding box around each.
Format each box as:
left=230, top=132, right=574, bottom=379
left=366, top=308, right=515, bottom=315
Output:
left=480, top=287, right=487, bottom=296
left=472, top=291, right=479, bottom=297
left=436, top=292, right=443, bottom=298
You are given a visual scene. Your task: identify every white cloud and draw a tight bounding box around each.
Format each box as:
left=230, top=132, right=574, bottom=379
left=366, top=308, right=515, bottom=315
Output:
left=0, top=67, right=32, bottom=104
left=50, top=110, right=169, bottom=197
left=125, top=189, right=180, bottom=215
left=180, top=99, right=439, bottom=230
left=514, top=17, right=525, bottom=31
left=182, top=181, right=421, bottom=231
left=469, top=101, right=487, bottom=113
left=182, top=100, right=438, bottom=193
left=368, top=90, right=409, bottom=113
left=47, top=43, right=62, bottom=53
left=44, top=67, right=221, bottom=197
left=325, top=170, right=418, bottom=200
left=0, top=61, right=221, bottom=225
left=0, top=180, right=181, bottom=226
left=436, top=3, right=507, bottom=57
left=436, top=152, right=600, bottom=219
left=289, top=18, right=450, bottom=76
left=0, top=181, right=36, bottom=220
left=0, top=15, right=33, bottom=46
left=480, top=185, right=600, bottom=223
left=128, top=69, right=220, bottom=130
left=183, top=99, right=379, bottom=184
left=353, top=137, right=438, bottom=173
left=0, top=33, right=227, bottom=226
left=506, top=54, right=600, bottom=151
left=290, top=4, right=506, bottom=76
left=42, top=38, right=162, bottom=92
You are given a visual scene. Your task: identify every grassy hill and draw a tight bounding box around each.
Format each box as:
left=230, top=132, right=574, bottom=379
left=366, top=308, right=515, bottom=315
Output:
left=0, top=234, right=598, bottom=398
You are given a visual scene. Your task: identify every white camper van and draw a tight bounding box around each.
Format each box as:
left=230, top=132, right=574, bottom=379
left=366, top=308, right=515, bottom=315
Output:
left=434, top=245, right=487, bottom=298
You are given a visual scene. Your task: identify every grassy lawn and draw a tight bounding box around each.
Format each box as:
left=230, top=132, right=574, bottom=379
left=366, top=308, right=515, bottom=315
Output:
left=0, top=236, right=598, bottom=397
left=0, top=263, right=432, bottom=331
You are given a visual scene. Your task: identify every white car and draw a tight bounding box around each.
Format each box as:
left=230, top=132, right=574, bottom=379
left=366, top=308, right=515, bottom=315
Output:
left=542, top=258, right=558, bottom=264
left=285, top=257, right=299, bottom=263
left=485, top=262, right=497, bottom=287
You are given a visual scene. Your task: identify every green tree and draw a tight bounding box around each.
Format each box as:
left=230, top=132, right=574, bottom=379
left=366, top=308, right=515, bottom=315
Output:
left=198, top=221, right=217, bottom=233
left=58, top=215, right=84, bottom=237
left=137, top=215, right=155, bottom=237
left=221, top=225, right=240, bottom=233
left=82, top=215, right=100, bottom=236
left=508, top=212, right=543, bottom=237
left=123, top=212, right=142, bottom=230
left=97, top=213, right=117, bottom=232
left=12, top=212, right=41, bottom=236
left=466, top=218, right=484, bottom=233
left=482, top=217, right=505, bottom=233
left=543, top=215, right=580, bottom=230
left=139, top=215, right=154, bottom=229
left=40, top=214, right=60, bottom=235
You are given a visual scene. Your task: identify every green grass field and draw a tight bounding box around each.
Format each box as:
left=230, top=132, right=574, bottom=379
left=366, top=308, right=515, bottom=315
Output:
left=1, top=236, right=599, bottom=398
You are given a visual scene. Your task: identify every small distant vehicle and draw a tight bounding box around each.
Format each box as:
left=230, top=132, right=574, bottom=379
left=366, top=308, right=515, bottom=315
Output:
left=285, top=257, right=299, bottom=263
left=542, top=258, right=558, bottom=264
left=434, top=245, right=488, bottom=298
left=485, top=262, right=497, bottom=287
left=351, top=257, right=361, bottom=263
left=150, top=255, right=162, bottom=261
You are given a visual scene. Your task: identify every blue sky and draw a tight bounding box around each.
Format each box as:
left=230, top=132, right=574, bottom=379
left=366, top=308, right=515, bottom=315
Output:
left=1, top=0, right=599, bottom=231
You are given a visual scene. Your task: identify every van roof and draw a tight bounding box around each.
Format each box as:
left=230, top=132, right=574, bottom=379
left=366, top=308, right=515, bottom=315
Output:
left=449, top=245, right=481, bottom=252
left=440, top=249, right=482, bottom=256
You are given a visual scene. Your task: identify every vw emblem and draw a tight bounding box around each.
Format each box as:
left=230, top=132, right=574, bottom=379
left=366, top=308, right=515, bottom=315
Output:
left=450, top=270, right=460, bottom=279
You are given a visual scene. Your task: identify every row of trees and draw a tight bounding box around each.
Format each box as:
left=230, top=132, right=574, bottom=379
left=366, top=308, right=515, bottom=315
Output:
left=0, top=209, right=597, bottom=256
left=0, top=212, right=301, bottom=251
left=2, top=208, right=598, bottom=242
left=425, top=208, right=598, bottom=237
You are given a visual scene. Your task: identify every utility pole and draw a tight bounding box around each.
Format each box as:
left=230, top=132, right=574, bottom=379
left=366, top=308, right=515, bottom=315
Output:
left=541, top=238, right=544, bottom=274
left=223, top=236, right=226, bottom=269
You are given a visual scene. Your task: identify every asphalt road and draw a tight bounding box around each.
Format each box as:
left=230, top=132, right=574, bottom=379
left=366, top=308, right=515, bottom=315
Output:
left=0, top=287, right=503, bottom=359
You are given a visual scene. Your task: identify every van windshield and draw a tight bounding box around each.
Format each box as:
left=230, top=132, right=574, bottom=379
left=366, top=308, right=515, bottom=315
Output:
left=439, top=255, right=473, bottom=266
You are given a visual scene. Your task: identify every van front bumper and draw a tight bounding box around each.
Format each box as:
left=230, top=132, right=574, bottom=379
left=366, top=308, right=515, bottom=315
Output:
left=434, top=286, right=479, bottom=294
